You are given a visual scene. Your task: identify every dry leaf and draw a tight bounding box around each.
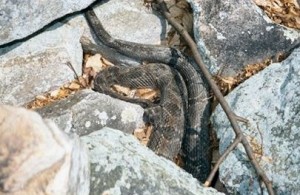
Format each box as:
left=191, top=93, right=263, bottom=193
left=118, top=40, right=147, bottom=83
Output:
left=220, top=77, right=238, bottom=85
left=253, top=0, right=300, bottom=29
left=78, top=76, right=89, bottom=88
left=101, top=57, right=115, bottom=67
left=35, top=95, right=47, bottom=101
left=133, top=125, right=153, bottom=146
left=111, top=84, right=159, bottom=101
left=166, top=0, right=193, bottom=51
left=85, top=53, right=103, bottom=73
left=214, top=58, right=272, bottom=95
left=26, top=79, right=84, bottom=109
left=135, top=88, right=159, bottom=101
left=67, top=82, right=81, bottom=90
left=134, top=128, right=148, bottom=145
left=50, top=89, right=60, bottom=97
left=112, top=85, right=134, bottom=97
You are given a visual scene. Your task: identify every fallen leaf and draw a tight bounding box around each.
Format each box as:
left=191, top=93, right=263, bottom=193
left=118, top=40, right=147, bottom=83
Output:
left=85, top=53, right=103, bottom=73
left=35, top=95, right=47, bottom=101
left=135, top=88, right=160, bottom=101
left=50, top=89, right=60, bottom=97
left=101, top=57, right=115, bottom=67
left=253, top=0, right=300, bottom=29
left=67, top=82, right=81, bottom=90
left=112, top=85, right=134, bottom=97
left=133, top=125, right=152, bottom=146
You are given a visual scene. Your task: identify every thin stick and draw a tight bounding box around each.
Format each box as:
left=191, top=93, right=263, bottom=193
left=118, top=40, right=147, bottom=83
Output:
left=155, top=1, right=274, bottom=194
left=204, top=135, right=242, bottom=187
left=66, top=62, right=80, bottom=80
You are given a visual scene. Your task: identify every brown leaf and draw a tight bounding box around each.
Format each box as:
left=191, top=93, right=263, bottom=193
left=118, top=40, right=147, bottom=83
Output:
left=253, top=0, right=300, bottom=29
left=136, top=88, right=159, bottom=101
left=133, top=125, right=152, bottom=146
left=112, top=85, right=133, bottom=97
left=67, top=82, right=81, bottom=90
left=101, top=57, right=115, bottom=67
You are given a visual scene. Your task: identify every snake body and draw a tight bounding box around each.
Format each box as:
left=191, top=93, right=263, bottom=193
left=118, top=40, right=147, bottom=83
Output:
left=93, top=64, right=185, bottom=159
left=84, top=8, right=211, bottom=182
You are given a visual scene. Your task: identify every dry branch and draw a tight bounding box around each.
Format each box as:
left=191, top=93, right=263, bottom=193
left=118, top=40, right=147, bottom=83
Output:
left=155, top=0, right=275, bottom=194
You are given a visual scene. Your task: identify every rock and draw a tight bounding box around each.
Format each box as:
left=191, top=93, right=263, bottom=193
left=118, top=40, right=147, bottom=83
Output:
left=0, top=0, right=169, bottom=106
left=0, top=19, right=84, bottom=106
left=37, top=89, right=145, bottom=136
left=0, top=0, right=95, bottom=45
left=81, top=127, right=223, bottom=195
left=211, top=47, right=300, bottom=194
left=0, top=105, right=89, bottom=195
left=91, top=0, right=164, bottom=44
left=188, top=0, right=300, bottom=76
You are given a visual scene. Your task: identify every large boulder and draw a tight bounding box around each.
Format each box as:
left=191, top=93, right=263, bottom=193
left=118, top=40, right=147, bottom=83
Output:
left=0, top=0, right=95, bottom=45
left=37, top=89, right=145, bottom=136
left=81, top=127, right=224, bottom=195
left=0, top=105, right=90, bottom=195
left=0, top=20, right=83, bottom=106
left=212, top=47, right=300, bottom=194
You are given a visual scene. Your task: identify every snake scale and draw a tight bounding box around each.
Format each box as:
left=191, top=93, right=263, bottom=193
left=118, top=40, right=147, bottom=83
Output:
left=83, top=7, right=211, bottom=182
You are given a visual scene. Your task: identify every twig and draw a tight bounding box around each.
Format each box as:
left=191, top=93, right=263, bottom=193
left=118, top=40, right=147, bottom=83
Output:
left=204, top=135, right=242, bottom=187
left=66, top=61, right=80, bottom=80
left=235, top=114, right=249, bottom=123
left=155, top=1, right=274, bottom=194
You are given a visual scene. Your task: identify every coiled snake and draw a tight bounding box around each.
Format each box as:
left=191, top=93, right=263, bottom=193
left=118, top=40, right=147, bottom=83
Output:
left=83, top=8, right=211, bottom=182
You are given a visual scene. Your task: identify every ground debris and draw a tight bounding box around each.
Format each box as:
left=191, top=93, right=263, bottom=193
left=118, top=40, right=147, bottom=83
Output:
left=26, top=80, right=84, bottom=109
left=253, top=0, right=300, bottom=29
left=214, top=58, right=272, bottom=95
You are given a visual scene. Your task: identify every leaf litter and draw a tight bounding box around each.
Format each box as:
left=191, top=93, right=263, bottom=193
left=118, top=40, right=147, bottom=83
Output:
left=253, top=0, right=300, bottom=29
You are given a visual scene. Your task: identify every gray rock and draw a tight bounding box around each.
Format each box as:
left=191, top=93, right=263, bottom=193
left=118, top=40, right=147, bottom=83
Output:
left=188, top=0, right=300, bottom=76
left=0, top=0, right=172, bottom=106
left=0, top=19, right=84, bottom=106
left=81, top=127, right=223, bottom=195
left=0, top=0, right=95, bottom=45
left=91, top=0, right=164, bottom=44
left=211, top=48, right=300, bottom=194
left=0, top=105, right=89, bottom=195
left=37, top=89, right=145, bottom=136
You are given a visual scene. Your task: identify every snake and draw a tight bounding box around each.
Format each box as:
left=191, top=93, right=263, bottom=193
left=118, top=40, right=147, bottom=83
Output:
left=82, top=7, right=211, bottom=182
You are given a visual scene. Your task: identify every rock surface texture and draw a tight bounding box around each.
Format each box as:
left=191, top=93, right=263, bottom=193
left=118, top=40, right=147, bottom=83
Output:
left=188, top=0, right=300, bottom=76
left=81, top=127, right=223, bottom=195
left=0, top=0, right=95, bottom=45
left=212, top=48, right=300, bottom=194
left=0, top=104, right=222, bottom=195
left=2, top=0, right=300, bottom=194
left=0, top=105, right=90, bottom=195
left=91, top=0, right=164, bottom=44
left=0, top=21, right=83, bottom=106
left=37, top=89, right=145, bottom=136
left=0, top=0, right=164, bottom=107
